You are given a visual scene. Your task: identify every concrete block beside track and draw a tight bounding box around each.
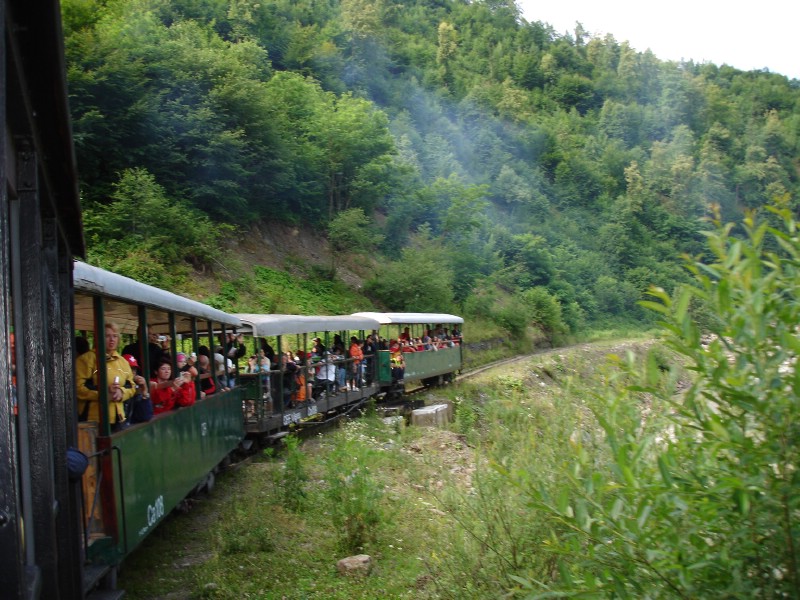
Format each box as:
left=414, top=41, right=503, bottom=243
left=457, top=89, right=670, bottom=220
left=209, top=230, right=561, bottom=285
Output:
left=411, top=403, right=452, bottom=427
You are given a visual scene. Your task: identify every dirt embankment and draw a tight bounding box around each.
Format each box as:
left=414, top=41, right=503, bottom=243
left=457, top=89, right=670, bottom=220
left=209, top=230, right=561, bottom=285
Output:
left=190, top=219, right=374, bottom=299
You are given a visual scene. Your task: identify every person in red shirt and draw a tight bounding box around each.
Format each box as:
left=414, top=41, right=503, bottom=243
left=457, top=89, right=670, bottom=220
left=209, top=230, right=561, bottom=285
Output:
left=150, top=360, right=182, bottom=414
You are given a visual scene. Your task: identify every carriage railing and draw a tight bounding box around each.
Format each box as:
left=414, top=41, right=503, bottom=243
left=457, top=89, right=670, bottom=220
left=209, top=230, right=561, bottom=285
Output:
left=238, top=350, right=378, bottom=422
left=77, top=434, right=128, bottom=563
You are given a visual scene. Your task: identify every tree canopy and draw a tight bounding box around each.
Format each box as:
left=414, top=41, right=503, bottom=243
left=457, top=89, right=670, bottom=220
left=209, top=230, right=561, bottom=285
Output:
left=63, top=0, right=800, bottom=330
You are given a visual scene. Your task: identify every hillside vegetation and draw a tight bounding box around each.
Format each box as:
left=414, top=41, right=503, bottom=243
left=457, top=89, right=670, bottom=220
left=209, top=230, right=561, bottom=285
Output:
left=63, top=0, right=799, bottom=338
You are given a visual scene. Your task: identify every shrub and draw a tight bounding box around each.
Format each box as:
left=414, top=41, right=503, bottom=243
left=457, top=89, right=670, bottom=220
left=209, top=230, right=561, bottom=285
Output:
left=277, top=434, right=307, bottom=512
left=515, top=201, right=800, bottom=597
left=323, top=430, right=384, bottom=552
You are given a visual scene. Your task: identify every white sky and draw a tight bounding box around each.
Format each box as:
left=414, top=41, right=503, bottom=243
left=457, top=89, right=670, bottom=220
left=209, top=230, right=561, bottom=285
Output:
left=517, top=1, right=800, bottom=80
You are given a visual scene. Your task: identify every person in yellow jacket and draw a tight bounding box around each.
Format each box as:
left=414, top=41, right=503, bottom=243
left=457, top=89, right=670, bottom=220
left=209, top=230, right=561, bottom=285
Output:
left=76, top=322, right=136, bottom=430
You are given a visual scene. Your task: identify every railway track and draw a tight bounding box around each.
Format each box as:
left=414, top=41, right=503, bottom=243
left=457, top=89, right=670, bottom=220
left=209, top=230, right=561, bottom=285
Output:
left=458, top=352, right=541, bottom=380
left=230, top=349, right=555, bottom=463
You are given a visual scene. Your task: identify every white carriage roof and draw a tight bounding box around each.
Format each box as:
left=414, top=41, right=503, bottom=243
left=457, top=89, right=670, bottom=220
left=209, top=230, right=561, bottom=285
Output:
left=351, top=312, right=464, bottom=325
left=234, top=314, right=383, bottom=337
left=73, top=261, right=241, bottom=327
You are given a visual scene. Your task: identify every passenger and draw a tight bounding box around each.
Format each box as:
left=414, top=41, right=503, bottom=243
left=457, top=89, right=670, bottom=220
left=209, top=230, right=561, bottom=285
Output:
left=177, top=352, right=198, bottom=381
left=76, top=322, right=137, bottom=431
left=246, top=355, right=259, bottom=374
left=158, top=334, right=172, bottom=361
left=422, top=331, right=433, bottom=350
left=333, top=351, right=346, bottom=393
left=311, top=337, right=326, bottom=357
left=389, top=340, right=405, bottom=383
left=282, top=355, right=298, bottom=408
left=361, top=334, right=378, bottom=385
left=150, top=359, right=182, bottom=414
left=399, top=326, right=411, bottom=341
left=225, top=332, right=246, bottom=386
left=314, top=352, right=337, bottom=397
left=443, top=328, right=454, bottom=346
left=348, top=336, right=363, bottom=390
left=213, top=346, right=231, bottom=391
left=401, top=339, right=417, bottom=353
left=289, top=357, right=310, bottom=403
left=225, top=332, right=246, bottom=362
left=451, top=326, right=462, bottom=343
left=260, top=339, right=276, bottom=365
left=121, top=326, right=163, bottom=377
left=225, top=356, right=237, bottom=390
left=162, top=334, right=171, bottom=348
left=122, top=354, right=153, bottom=424
left=331, top=334, right=346, bottom=356
left=75, top=335, right=91, bottom=357
left=258, top=356, right=271, bottom=400
left=197, top=354, right=215, bottom=398
left=174, top=370, right=196, bottom=408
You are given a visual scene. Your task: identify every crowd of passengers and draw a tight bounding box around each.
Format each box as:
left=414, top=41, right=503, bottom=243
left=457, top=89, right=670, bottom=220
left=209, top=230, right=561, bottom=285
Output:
left=75, top=321, right=461, bottom=431
left=75, top=323, right=249, bottom=432
left=239, top=327, right=462, bottom=412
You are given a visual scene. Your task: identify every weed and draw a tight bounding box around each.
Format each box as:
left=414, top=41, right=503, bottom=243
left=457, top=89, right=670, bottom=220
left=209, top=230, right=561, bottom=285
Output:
left=277, top=434, right=307, bottom=512
left=452, top=395, right=478, bottom=435
left=322, top=432, right=385, bottom=553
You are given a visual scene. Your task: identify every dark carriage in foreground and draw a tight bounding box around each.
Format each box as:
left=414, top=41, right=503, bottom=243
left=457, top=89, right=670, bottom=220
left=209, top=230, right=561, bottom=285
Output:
left=1, top=1, right=87, bottom=598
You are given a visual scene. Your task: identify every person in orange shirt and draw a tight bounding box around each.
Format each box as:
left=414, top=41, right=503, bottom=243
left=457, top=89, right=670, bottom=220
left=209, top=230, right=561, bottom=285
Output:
left=348, top=336, right=363, bottom=390
left=290, top=361, right=307, bottom=404
left=389, top=340, right=405, bottom=383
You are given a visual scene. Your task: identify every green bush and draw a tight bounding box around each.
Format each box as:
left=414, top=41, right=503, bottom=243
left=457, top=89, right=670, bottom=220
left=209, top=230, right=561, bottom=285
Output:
left=322, top=427, right=385, bottom=552
left=277, top=434, right=307, bottom=512
left=516, top=200, right=800, bottom=597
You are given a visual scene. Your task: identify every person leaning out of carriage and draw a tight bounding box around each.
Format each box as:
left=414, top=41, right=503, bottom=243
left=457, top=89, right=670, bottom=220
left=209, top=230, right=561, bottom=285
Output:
left=76, top=321, right=137, bottom=431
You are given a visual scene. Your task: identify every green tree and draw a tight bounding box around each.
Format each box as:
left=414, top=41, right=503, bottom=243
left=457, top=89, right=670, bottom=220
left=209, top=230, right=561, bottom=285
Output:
left=365, top=226, right=455, bottom=312
left=521, top=286, right=565, bottom=341
left=327, top=208, right=383, bottom=275
left=83, top=168, right=226, bottom=286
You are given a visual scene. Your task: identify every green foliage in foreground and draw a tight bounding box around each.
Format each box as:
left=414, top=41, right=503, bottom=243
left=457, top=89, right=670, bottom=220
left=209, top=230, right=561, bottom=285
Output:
left=506, top=200, right=800, bottom=597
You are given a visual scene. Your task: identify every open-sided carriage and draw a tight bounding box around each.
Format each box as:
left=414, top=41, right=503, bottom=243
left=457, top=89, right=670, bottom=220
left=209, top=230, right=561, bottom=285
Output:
left=352, top=312, right=464, bottom=398
left=232, top=313, right=382, bottom=443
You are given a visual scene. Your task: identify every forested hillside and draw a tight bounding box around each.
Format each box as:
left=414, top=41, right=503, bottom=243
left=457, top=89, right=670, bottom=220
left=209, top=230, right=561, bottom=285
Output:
left=62, top=0, right=800, bottom=335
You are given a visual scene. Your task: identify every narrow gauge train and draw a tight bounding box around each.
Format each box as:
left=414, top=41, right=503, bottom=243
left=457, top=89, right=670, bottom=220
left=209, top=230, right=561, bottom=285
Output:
left=72, top=261, right=246, bottom=598
left=233, top=313, right=383, bottom=444
left=233, top=311, right=464, bottom=445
